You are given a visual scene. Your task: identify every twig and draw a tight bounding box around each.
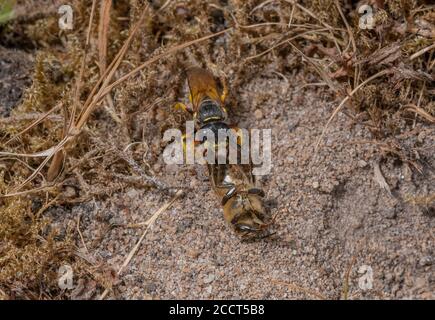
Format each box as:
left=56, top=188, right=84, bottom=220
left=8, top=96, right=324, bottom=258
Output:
left=76, top=213, right=90, bottom=255
left=245, top=28, right=328, bottom=61
left=314, top=69, right=392, bottom=151
left=404, top=104, right=435, bottom=123
left=341, top=256, right=356, bottom=300
left=410, top=43, right=435, bottom=60
left=4, top=103, right=62, bottom=145
left=113, top=146, right=176, bottom=194
left=98, top=28, right=232, bottom=99
left=98, top=190, right=183, bottom=300
left=283, top=0, right=334, bottom=30
left=373, top=161, right=392, bottom=196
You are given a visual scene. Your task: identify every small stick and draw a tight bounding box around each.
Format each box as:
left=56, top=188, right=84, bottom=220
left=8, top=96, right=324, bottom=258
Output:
left=373, top=161, right=392, bottom=196
left=314, top=69, right=392, bottom=152
left=410, top=43, right=435, bottom=60
left=341, top=256, right=356, bottom=300
left=114, top=147, right=175, bottom=194
left=77, top=214, right=90, bottom=255
left=98, top=190, right=183, bottom=300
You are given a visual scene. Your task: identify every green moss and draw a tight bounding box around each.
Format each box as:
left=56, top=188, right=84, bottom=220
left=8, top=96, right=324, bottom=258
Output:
left=0, top=0, right=15, bottom=25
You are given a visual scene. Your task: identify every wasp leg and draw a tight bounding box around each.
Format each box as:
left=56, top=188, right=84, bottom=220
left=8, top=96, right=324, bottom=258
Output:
left=220, top=76, right=228, bottom=104
left=181, top=132, right=201, bottom=156
left=181, top=133, right=187, bottom=154
left=229, top=126, right=244, bottom=146
left=173, top=102, right=193, bottom=114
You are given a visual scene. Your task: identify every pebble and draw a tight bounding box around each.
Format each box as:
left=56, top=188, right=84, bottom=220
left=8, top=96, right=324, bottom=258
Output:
left=414, top=277, right=426, bottom=289
left=126, top=189, right=139, bottom=199
left=155, top=109, right=166, bottom=122
left=358, top=160, right=368, bottom=168
left=145, top=283, right=157, bottom=294
left=204, top=274, right=215, bottom=284
left=418, top=256, right=432, bottom=267
left=254, top=109, right=263, bottom=120
left=63, top=186, right=77, bottom=198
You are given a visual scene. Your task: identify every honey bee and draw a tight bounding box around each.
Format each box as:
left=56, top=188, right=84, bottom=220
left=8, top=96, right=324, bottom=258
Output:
left=176, top=67, right=270, bottom=237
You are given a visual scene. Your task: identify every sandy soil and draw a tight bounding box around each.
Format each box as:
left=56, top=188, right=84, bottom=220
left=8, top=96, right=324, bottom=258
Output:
left=0, top=47, right=33, bottom=116
left=42, top=70, right=434, bottom=300
left=1, top=0, right=434, bottom=297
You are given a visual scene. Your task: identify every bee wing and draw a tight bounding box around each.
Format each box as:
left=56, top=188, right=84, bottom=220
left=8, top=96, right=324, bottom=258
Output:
left=186, top=67, right=222, bottom=111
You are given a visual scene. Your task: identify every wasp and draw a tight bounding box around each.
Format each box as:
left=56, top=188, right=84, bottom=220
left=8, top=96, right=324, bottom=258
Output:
left=175, top=67, right=270, bottom=237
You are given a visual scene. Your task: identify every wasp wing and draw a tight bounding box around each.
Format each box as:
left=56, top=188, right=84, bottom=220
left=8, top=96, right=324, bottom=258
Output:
left=186, top=67, right=222, bottom=111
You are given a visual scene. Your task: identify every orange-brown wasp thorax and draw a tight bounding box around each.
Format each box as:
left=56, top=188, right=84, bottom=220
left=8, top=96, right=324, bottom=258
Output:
left=186, top=67, right=227, bottom=129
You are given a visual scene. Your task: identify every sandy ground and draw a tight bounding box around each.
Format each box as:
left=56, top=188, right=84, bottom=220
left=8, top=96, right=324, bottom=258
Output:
left=0, top=47, right=33, bottom=117
left=41, top=70, right=434, bottom=300
left=1, top=0, right=434, bottom=302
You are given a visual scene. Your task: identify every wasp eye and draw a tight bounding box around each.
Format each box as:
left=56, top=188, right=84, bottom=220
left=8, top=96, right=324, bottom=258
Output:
left=247, top=188, right=265, bottom=197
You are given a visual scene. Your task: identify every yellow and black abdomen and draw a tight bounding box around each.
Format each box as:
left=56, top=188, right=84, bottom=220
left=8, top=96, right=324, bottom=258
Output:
left=196, top=99, right=227, bottom=126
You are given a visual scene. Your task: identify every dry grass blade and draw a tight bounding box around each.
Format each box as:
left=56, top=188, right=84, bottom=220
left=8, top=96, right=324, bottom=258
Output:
left=97, top=0, right=120, bottom=124
left=0, top=146, right=56, bottom=158
left=334, top=0, right=356, bottom=53
left=4, top=103, right=62, bottom=145
left=0, top=113, right=62, bottom=124
left=410, top=43, right=435, bottom=60
left=282, top=0, right=334, bottom=30
left=46, top=150, right=65, bottom=182
left=98, top=189, right=184, bottom=300
left=404, top=104, right=435, bottom=123
left=69, top=0, right=97, bottom=131
left=5, top=135, right=70, bottom=195
left=314, top=69, right=392, bottom=151
left=98, top=0, right=112, bottom=75
left=341, top=256, right=356, bottom=300
left=1, top=184, right=57, bottom=198
left=75, top=5, right=150, bottom=129
left=245, top=28, right=329, bottom=61
left=47, top=0, right=97, bottom=181
left=98, top=28, right=233, bottom=100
